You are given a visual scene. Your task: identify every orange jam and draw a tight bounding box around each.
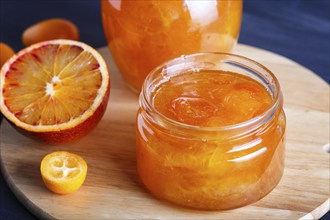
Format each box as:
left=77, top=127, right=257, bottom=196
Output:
left=153, top=70, right=272, bottom=127
left=136, top=53, right=286, bottom=210
left=101, top=0, right=242, bottom=91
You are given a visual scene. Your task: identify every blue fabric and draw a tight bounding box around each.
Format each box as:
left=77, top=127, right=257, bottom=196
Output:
left=240, top=0, right=330, bottom=83
left=0, top=1, right=329, bottom=219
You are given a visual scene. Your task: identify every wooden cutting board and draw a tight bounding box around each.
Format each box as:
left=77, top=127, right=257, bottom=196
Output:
left=1, top=44, right=329, bottom=219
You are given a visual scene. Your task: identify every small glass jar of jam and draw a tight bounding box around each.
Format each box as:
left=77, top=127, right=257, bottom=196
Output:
left=101, top=0, right=242, bottom=91
left=136, top=53, right=286, bottom=210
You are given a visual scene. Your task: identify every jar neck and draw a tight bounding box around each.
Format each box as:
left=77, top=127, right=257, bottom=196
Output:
left=139, top=53, right=283, bottom=140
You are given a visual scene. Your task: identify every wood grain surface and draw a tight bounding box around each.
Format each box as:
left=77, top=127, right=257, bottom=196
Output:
left=1, top=44, right=329, bottom=219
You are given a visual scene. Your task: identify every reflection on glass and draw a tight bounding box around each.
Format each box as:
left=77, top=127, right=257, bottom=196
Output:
left=185, top=0, right=218, bottom=27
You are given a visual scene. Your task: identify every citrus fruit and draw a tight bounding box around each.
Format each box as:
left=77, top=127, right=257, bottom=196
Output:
left=22, top=18, right=79, bottom=46
left=0, top=39, right=110, bottom=144
left=0, top=42, right=15, bottom=68
left=40, top=151, right=87, bottom=194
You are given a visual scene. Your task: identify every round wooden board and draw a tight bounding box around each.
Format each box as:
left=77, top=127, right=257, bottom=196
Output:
left=1, top=44, right=329, bottom=219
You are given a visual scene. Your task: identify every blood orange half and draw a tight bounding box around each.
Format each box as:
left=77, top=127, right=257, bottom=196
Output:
left=0, top=40, right=110, bottom=144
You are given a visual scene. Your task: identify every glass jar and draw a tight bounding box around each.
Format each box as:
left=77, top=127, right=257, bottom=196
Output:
left=101, top=0, right=242, bottom=91
left=136, top=53, right=286, bottom=210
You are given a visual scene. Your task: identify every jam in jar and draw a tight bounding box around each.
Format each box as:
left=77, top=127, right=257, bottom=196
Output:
left=136, top=53, right=286, bottom=210
left=101, top=0, right=242, bottom=91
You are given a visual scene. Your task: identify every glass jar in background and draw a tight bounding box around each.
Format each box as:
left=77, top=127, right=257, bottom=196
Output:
left=136, top=53, right=286, bottom=210
left=101, top=0, right=242, bottom=91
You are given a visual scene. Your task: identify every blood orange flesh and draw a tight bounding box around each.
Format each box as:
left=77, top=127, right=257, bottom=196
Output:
left=0, top=40, right=110, bottom=144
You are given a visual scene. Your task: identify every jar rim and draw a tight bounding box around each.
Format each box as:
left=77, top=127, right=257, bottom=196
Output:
left=140, top=52, right=282, bottom=132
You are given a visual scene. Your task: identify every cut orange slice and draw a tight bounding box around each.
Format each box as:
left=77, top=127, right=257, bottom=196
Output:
left=0, top=40, right=110, bottom=144
left=40, top=151, right=87, bottom=194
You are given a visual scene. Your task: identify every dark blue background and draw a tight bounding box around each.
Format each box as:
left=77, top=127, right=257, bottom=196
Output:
left=0, top=0, right=329, bottom=219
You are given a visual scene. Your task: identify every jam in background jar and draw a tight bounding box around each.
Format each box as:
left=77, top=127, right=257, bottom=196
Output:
left=136, top=53, right=286, bottom=210
left=101, top=0, right=242, bottom=91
